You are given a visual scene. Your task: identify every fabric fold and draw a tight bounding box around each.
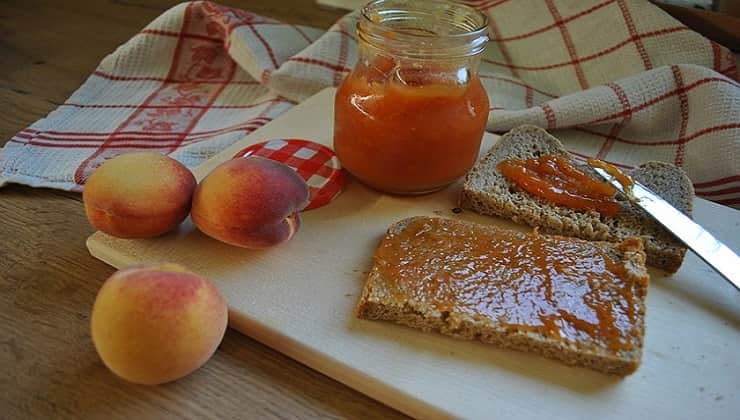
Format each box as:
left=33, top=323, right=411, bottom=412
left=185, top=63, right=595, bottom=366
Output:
left=1, top=0, right=738, bottom=207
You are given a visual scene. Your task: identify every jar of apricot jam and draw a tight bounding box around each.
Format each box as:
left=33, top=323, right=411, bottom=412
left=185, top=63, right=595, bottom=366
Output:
left=334, top=0, right=490, bottom=195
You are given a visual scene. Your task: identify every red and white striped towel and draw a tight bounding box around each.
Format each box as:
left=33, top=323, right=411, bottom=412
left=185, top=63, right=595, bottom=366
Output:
left=1, top=0, right=738, bottom=207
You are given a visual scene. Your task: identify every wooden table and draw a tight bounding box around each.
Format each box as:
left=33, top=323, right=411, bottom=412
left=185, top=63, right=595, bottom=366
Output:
left=0, top=1, right=406, bottom=418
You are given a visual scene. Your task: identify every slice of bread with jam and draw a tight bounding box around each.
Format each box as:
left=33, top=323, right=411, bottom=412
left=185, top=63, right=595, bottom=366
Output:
left=357, top=216, right=650, bottom=375
left=459, top=125, right=694, bottom=273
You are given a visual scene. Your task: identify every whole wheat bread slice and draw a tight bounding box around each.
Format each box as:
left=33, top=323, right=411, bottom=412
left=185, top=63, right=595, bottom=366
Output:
left=459, top=125, right=694, bottom=273
left=356, top=216, right=649, bottom=375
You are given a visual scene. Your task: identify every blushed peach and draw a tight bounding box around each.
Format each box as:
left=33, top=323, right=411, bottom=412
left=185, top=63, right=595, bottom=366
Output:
left=90, top=263, right=228, bottom=385
left=83, top=153, right=196, bottom=238
left=191, top=156, right=309, bottom=249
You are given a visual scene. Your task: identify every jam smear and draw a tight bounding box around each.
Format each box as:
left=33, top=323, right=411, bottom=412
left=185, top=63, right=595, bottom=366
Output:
left=375, top=217, right=646, bottom=352
left=499, top=155, right=621, bottom=216
left=588, top=158, right=635, bottom=200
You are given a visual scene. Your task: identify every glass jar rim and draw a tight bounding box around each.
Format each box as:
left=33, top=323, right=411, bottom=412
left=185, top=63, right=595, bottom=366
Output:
left=358, top=0, right=490, bottom=59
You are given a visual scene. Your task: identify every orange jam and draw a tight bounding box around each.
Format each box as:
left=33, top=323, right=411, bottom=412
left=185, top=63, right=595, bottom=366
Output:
left=498, top=155, right=620, bottom=216
left=375, top=217, right=647, bottom=352
left=588, top=158, right=635, bottom=199
left=334, top=63, right=489, bottom=194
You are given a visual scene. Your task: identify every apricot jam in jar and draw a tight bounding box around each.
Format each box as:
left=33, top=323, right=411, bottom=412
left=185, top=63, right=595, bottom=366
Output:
left=334, top=0, right=490, bottom=194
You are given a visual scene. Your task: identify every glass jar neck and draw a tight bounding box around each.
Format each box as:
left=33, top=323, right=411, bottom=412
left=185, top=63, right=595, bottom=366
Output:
left=357, top=0, right=489, bottom=60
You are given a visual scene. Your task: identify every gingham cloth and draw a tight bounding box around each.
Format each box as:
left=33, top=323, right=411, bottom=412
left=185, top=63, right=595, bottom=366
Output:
left=233, top=139, right=344, bottom=210
left=1, top=0, right=738, bottom=207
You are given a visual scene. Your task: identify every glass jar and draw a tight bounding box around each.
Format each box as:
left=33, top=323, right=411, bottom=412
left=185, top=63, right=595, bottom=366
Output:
left=334, top=0, right=489, bottom=195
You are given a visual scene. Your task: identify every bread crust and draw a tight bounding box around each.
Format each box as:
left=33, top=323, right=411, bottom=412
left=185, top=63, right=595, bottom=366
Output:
left=356, top=216, right=649, bottom=376
left=459, top=125, right=693, bottom=273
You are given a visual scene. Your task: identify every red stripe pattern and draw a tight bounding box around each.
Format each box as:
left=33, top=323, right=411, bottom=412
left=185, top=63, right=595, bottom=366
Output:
left=670, top=66, right=690, bottom=167
left=616, top=0, right=651, bottom=70
left=545, top=0, right=589, bottom=89
left=1, top=0, right=738, bottom=208
left=595, top=82, right=631, bottom=159
left=485, top=8, right=519, bottom=78
left=483, top=27, right=690, bottom=72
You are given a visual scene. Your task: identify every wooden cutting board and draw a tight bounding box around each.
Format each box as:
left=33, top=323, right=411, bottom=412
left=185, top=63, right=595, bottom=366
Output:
left=88, top=88, right=740, bottom=419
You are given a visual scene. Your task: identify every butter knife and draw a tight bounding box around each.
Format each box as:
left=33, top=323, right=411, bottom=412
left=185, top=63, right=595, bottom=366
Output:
left=591, top=166, right=740, bottom=291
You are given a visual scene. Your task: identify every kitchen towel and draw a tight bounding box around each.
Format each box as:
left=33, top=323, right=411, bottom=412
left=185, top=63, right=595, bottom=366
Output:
left=1, top=0, right=738, bottom=207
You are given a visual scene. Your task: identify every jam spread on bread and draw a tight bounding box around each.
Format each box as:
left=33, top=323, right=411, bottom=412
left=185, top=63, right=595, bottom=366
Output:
left=498, top=155, right=621, bottom=216
left=588, top=158, right=636, bottom=200
left=374, top=217, right=646, bottom=352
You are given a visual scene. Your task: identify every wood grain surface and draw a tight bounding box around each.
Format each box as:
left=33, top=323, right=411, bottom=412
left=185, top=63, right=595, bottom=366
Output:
left=0, top=1, right=407, bottom=418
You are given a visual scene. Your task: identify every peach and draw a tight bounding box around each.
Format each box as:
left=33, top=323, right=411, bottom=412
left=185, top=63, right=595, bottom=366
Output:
left=83, top=153, right=196, bottom=238
left=191, top=156, right=310, bottom=249
left=90, top=263, right=228, bottom=385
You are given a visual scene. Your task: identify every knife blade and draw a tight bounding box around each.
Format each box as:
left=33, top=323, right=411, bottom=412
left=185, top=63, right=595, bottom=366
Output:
left=591, top=166, right=740, bottom=291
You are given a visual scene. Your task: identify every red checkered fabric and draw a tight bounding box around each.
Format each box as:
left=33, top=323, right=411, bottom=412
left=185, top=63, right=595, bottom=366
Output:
left=233, top=139, right=344, bottom=210
left=1, top=1, right=738, bottom=208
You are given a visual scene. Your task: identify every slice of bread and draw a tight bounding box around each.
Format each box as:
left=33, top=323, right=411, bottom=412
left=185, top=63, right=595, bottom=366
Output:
left=356, top=216, right=649, bottom=375
left=459, top=125, right=694, bottom=273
